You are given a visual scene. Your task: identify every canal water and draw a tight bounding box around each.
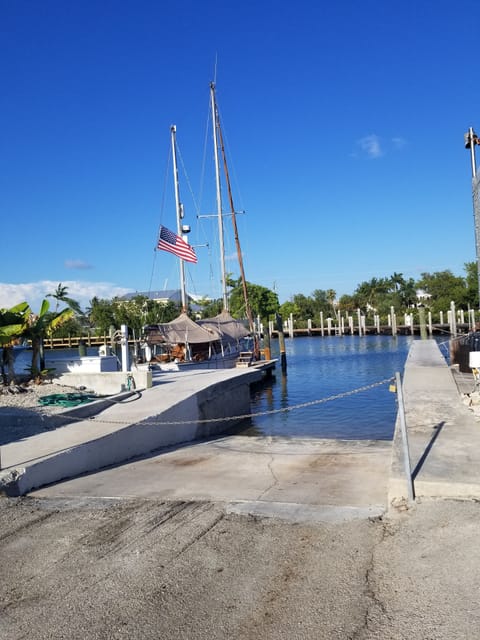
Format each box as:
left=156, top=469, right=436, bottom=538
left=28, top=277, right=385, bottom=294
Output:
left=233, top=335, right=450, bottom=441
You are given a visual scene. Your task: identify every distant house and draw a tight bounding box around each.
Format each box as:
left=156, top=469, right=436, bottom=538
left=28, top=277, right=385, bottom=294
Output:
left=119, top=290, right=204, bottom=313
left=416, top=289, right=432, bottom=302
left=120, top=290, right=184, bottom=305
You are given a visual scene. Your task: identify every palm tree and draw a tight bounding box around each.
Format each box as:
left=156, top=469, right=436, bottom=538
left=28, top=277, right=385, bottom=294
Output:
left=47, top=283, right=82, bottom=315
left=389, top=272, right=405, bottom=293
left=326, top=289, right=338, bottom=320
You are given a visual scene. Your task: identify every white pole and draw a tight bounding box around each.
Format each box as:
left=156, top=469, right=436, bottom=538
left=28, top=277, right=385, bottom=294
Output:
left=170, top=126, right=187, bottom=312
left=450, top=301, right=457, bottom=336
left=210, top=83, right=228, bottom=312
left=391, top=306, right=397, bottom=336
left=121, top=324, right=129, bottom=372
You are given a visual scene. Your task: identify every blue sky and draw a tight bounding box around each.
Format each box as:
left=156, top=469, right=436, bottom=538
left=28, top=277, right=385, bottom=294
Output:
left=2, top=0, right=480, bottom=312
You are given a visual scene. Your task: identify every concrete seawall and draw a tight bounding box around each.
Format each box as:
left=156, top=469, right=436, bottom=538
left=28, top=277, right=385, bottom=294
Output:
left=0, top=364, right=272, bottom=496
left=389, top=339, right=480, bottom=503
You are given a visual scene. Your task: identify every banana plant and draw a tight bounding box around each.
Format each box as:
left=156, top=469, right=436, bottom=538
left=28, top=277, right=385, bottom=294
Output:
left=22, top=300, right=74, bottom=379
left=0, top=302, right=30, bottom=384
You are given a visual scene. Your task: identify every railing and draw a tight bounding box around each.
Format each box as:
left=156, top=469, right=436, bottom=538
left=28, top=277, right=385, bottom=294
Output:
left=37, top=335, right=136, bottom=349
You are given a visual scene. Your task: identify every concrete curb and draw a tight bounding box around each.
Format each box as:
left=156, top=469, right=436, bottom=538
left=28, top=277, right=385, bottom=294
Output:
left=388, top=339, right=480, bottom=506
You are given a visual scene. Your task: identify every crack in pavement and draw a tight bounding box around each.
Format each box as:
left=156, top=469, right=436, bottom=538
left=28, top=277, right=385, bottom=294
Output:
left=350, top=518, right=393, bottom=640
left=256, top=452, right=280, bottom=501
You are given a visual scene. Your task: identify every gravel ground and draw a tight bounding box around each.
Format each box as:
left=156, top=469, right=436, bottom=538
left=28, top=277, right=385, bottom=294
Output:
left=0, top=381, right=99, bottom=444
left=0, top=381, right=80, bottom=411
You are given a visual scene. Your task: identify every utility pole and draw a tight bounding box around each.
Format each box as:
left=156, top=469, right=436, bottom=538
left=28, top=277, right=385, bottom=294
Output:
left=464, top=127, right=480, bottom=308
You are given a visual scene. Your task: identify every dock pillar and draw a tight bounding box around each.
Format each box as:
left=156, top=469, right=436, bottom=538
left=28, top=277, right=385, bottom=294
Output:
left=263, top=327, right=271, bottom=361
left=419, top=306, right=427, bottom=340
left=275, top=313, right=287, bottom=374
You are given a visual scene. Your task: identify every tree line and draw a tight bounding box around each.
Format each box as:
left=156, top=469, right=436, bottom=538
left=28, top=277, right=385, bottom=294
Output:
left=1, top=264, right=478, bottom=383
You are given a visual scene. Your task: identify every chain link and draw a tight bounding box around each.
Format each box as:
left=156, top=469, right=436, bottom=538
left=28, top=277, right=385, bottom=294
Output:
left=55, top=377, right=394, bottom=428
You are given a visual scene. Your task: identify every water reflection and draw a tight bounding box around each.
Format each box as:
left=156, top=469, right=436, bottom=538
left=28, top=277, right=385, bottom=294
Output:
left=231, top=335, right=429, bottom=441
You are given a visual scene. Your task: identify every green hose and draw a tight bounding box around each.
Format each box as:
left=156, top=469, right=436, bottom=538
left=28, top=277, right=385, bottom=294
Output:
left=38, top=393, right=97, bottom=408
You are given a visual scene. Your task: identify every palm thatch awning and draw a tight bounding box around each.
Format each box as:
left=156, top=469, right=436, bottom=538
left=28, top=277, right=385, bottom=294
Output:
left=144, top=313, right=221, bottom=345
left=198, top=311, right=251, bottom=343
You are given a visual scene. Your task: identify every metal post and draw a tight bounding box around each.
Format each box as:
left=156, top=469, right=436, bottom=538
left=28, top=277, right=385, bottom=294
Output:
left=465, top=127, right=480, bottom=307
left=121, top=324, right=129, bottom=372
left=170, top=125, right=187, bottom=312
left=466, top=126, right=477, bottom=178
left=395, top=372, right=415, bottom=502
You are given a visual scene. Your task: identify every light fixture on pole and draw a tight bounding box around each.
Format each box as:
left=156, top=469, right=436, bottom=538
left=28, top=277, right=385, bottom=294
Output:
left=464, top=127, right=480, bottom=308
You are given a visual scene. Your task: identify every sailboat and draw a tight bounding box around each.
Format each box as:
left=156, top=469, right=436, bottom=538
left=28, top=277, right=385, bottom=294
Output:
left=196, top=82, right=257, bottom=362
left=143, top=89, right=255, bottom=370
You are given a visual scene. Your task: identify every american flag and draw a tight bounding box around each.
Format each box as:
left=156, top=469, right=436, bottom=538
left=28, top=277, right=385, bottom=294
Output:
left=157, top=226, right=197, bottom=263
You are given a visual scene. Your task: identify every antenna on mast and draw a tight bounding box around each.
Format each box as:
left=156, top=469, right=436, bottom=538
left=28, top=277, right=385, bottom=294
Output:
left=213, top=53, right=218, bottom=85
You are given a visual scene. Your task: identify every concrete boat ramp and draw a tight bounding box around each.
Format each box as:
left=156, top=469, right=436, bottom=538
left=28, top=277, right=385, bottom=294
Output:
left=2, top=341, right=480, bottom=519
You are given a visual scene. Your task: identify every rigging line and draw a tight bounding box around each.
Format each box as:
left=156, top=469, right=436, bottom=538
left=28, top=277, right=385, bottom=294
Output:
left=198, top=99, right=212, bottom=216
left=212, top=96, right=253, bottom=279
left=156, top=142, right=173, bottom=239
left=147, top=249, right=157, bottom=297
left=176, top=141, right=200, bottom=216
left=148, top=144, right=172, bottom=295
left=185, top=266, right=200, bottom=299
left=214, top=100, right=246, bottom=213
left=198, top=93, right=223, bottom=300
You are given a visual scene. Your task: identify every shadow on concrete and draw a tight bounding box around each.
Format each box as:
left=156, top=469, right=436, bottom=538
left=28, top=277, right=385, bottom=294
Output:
left=0, top=408, right=69, bottom=445
left=411, top=421, right=445, bottom=481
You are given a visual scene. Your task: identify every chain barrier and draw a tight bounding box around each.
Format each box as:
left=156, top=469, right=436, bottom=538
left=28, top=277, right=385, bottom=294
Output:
left=45, top=376, right=395, bottom=428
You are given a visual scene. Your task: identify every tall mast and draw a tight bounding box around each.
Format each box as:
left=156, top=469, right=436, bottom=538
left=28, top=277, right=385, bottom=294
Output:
left=170, top=125, right=187, bottom=312
left=210, top=82, right=228, bottom=312
left=210, top=82, right=254, bottom=331
left=216, top=111, right=254, bottom=332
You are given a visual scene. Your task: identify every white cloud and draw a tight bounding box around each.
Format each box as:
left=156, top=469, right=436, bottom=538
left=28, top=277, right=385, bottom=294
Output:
left=64, top=259, right=93, bottom=270
left=392, top=136, right=407, bottom=149
left=0, top=281, right=133, bottom=313
left=358, top=134, right=383, bottom=159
